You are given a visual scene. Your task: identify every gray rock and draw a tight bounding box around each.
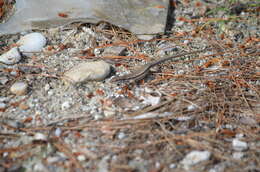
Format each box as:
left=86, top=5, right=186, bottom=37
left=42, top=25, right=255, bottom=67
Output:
left=64, top=60, right=111, bottom=83
left=10, top=81, right=28, bottom=95
left=0, top=0, right=168, bottom=38
left=180, top=150, right=211, bottom=169
left=102, top=46, right=126, bottom=56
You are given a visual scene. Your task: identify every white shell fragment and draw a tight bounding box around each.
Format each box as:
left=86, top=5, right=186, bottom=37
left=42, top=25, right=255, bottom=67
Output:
left=0, top=47, right=21, bottom=65
left=64, top=60, right=111, bottom=83
left=10, top=81, right=28, bottom=95
left=181, top=151, right=211, bottom=169
left=17, top=32, right=47, bottom=56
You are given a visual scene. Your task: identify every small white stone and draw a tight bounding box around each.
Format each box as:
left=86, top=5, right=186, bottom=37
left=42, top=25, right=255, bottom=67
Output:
left=34, top=133, right=47, bottom=141
left=155, top=162, right=160, bottom=168
left=47, top=156, right=60, bottom=163
left=77, top=155, right=86, bottom=161
left=10, top=81, right=28, bottom=95
left=187, top=104, right=197, bottom=111
left=0, top=103, right=6, bottom=109
left=169, top=163, right=176, bottom=169
left=17, top=32, right=47, bottom=56
left=94, top=114, right=103, bottom=120
left=141, top=95, right=160, bottom=106
left=61, top=101, right=71, bottom=110
left=48, top=90, right=54, bottom=96
left=117, top=132, right=126, bottom=139
left=63, top=60, right=111, bottom=83
left=33, top=162, right=46, bottom=171
left=232, top=139, right=248, bottom=151
left=183, top=40, right=189, bottom=44
left=236, top=133, right=244, bottom=139
left=103, top=110, right=116, bottom=117
left=232, top=152, right=244, bottom=160
left=10, top=70, right=18, bottom=76
left=181, top=151, right=211, bottom=169
left=3, top=152, right=8, bottom=157
left=0, top=47, right=21, bottom=65
left=44, top=84, right=50, bottom=91
left=54, top=128, right=62, bottom=137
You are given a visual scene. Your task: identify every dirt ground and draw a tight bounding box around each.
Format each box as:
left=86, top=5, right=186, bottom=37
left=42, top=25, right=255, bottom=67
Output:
left=0, top=1, right=259, bottom=172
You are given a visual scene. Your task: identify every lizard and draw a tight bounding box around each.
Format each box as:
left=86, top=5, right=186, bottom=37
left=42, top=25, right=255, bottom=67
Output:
left=111, top=48, right=210, bottom=82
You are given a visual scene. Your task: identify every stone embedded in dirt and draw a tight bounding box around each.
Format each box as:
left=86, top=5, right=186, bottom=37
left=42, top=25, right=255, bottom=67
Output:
left=17, top=32, right=47, bottom=56
left=63, top=60, right=111, bottom=83
left=232, top=138, right=248, bottom=151
left=180, top=151, right=211, bottom=169
left=239, top=116, right=257, bottom=126
left=102, top=46, right=126, bottom=56
left=0, top=47, right=21, bottom=65
left=10, top=81, right=28, bottom=95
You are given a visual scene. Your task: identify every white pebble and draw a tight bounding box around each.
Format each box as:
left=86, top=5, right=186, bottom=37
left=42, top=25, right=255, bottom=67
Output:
left=64, top=60, right=111, bottom=83
left=169, top=163, right=176, bottom=169
left=0, top=103, right=6, bottom=109
left=3, top=152, right=8, bottom=157
left=47, top=157, right=60, bottom=163
left=0, top=47, right=21, bottom=65
left=236, top=133, right=244, bottom=139
left=232, top=152, right=244, bottom=160
left=10, top=70, right=18, bottom=76
left=181, top=151, right=211, bottom=169
left=232, top=139, right=248, bottom=151
left=61, top=101, right=71, bottom=110
left=10, top=81, right=28, bottom=95
left=54, top=128, right=62, bottom=137
left=34, top=133, right=47, bottom=141
left=17, top=32, right=46, bottom=56
left=187, top=104, right=197, bottom=111
left=44, top=84, right=50, bottom=91
left=48, top=90, right=54, bottom=96
left=33, top=162, right=46, bottom=171
left=141, top=95, right=160, bottom=106
left=117, top=132, right=126, bottom=139
left=103, top=110, right=116, bottom=117
left=77, top=155, right=86, bottom=161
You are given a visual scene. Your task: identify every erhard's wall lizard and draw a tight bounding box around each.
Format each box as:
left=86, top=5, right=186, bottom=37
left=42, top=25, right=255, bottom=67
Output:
left=111, top=48, right=210, bottom=82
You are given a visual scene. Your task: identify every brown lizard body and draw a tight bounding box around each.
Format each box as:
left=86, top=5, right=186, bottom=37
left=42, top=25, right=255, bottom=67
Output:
left=111, top=48, right=209, bottom=82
